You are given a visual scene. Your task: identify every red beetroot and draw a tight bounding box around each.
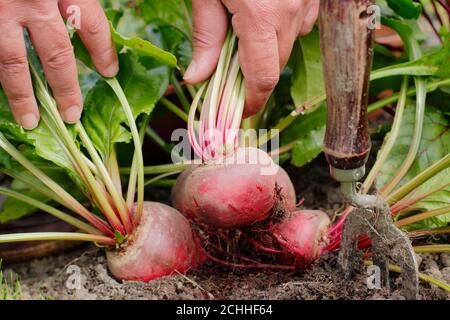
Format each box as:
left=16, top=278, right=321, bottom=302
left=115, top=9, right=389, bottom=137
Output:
left=172, top=147, right=280, bottom=229
left=273, top=210, right=330, bottom=265
left=171, top=164, right=198, bottom=220
left=276, top=166, right=297, bottom=211
left=107, top=202, right=205, bottom=282
left=173, top=160, right=296, bottom=222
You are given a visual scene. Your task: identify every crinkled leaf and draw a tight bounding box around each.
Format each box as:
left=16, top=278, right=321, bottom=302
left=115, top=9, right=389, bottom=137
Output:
left=402, top=168, right=450, bottom=230
left=139, top=0, right=192, bottom=40
left=376, top=105, right=450, bottom=188
left=290, top=28, right=324, bottom=110
left=375, top=105, right=450, bottom=229
left=0, top=88, right=76, bottom=174
left=82, top=52, right=168, bottom=159
left=26, top=120, right=77, bottom=173
left=109, top=21, right=178, bottom=68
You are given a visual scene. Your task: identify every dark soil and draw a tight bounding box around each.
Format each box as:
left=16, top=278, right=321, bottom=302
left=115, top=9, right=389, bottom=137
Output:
left=2, top=155, right=450, bottom=300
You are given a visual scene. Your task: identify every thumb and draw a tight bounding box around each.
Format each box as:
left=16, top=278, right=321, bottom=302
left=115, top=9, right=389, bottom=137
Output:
left=184, top=0, right=228, bottom=84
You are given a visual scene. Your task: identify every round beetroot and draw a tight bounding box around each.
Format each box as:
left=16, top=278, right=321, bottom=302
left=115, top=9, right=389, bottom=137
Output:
left=171, top=164, right=198, bottom=221
left=273, top=210, right=330, bottom=265
left=171, top=147, right=279, bottom=229
left=106, top=202, right=205, bottom=282
left=276, top=166, right=296, bottom=211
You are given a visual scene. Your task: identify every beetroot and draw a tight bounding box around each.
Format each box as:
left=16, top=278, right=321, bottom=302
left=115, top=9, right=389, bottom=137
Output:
left=172, top=147, right=280, bottom=229
left=273, top=210, right=330, bottom=265
left=171, top=164, right=198, bottom=221
left=107, top=201, right=205, bottom=282
left=276, top=166, right=297, bottom=211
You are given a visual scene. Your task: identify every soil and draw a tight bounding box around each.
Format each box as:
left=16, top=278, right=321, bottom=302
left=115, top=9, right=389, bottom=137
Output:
left=2, top=155, right=449, bottom=300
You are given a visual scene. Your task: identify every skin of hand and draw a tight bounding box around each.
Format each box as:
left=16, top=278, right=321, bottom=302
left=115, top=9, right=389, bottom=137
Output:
left=0, top=0, right=118, bottom=129
left=184, top=0, right=320, bottom=117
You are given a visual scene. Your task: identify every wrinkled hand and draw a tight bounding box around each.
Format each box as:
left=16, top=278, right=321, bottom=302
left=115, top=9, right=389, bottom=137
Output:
left=184, top=0, right=319, bottom=117
left=0, top=0, right=118, bottom=129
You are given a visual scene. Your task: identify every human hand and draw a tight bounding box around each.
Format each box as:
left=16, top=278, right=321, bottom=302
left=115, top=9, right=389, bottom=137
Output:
left=184, top=0, right=319, bottom=117
left=0, top=0, right=118, bottom=129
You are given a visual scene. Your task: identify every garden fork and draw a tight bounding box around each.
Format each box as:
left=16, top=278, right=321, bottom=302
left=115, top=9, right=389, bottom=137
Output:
left=318, top=0, right=419, bottom=299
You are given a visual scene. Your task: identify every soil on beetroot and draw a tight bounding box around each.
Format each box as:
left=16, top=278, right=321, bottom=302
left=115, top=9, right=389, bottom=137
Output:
left=3, top=155, right=450, bottom=300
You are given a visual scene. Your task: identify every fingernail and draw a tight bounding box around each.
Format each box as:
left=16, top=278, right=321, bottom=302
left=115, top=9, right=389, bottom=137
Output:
left=183, top=61, right=197, bottom=82
left=64, top=106, right=82, bottom=123
left=21, top=113, right=39, bottom=130
left=103, top=62, right=119, bottom=78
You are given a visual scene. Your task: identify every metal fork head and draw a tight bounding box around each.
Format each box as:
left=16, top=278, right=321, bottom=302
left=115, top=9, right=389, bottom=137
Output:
left=337, top=187, right=419, bottom=299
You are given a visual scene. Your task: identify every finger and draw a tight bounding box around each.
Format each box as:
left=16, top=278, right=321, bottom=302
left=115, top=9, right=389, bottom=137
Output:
left=277, top=25, right=301, bottom=70
left=277, top=1, right=306, bottom=69
left=26, top=9, right=83, bottom=124
left=298, top=0, right=320, bottom=36
left=0, top=22, right=39, bottom=129
left=59, top=0, right=118, bottom=77
left=232, top=16, right=280, bottom=117
left=183, top=0, right=228, bottom=84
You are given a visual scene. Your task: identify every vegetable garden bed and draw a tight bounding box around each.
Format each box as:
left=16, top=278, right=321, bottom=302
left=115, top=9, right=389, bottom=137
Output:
left=0, top=0, right=449, bottom=300
left=3, top=156, right=449, bottom=300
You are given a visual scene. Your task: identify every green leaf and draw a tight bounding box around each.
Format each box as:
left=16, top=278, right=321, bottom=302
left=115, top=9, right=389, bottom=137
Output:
left=79, top=70, right=101, bottom=98
left=146, top=24, right=192, bottom=70
left=72, top=33, right=94, bottom=70
left=116, top=8, right=146, bottom=36
left=381, top=17, right=425, bottom=55
left=373, top=39, right=450, bottom=78
left=25, top=120, right=77, bottom=173
left=1, top=188, right=48, bottom=223
left=435, top=31, right=450, bottom=79
left=139, top=0, right=192, bottom=40
left=109, top=21, right=178, bottom=68
left=0, top=165, right=85, bottom=223
left=0, top=149, right=11, bottom=169
left=290, top=28, right=324, bottom=108
left=281, top=105, right=327, bottom=167
left=385, top=0, right=422, bottom=19
left=404, top=168, right=450, bottom=230
left=82, top=52, right=168, bottom=159
left=104, top=8, right=124, bottom=27
left=290, top=126, right=325, bottom=167
left=281, top=105, right=326, bottom=144
left=0, top=88, right=76, bottom=174
left=376, top=105, right=450, bottom=188
left=376, top=105, right=450, bottom=228
left=0, top=90, right=28, bottom=144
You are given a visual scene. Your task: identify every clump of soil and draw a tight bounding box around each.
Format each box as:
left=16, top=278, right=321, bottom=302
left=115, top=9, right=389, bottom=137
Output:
left=2, top=155, right=450, bottom=300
